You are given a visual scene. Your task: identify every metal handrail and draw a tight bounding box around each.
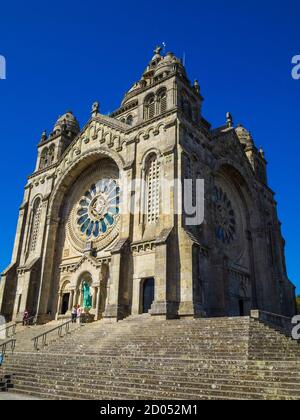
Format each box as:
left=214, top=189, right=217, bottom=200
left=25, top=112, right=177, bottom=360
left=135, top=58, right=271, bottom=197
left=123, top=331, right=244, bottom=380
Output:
left=0, top=339, right=16, bottom=356
left=32, top=320, right=79, bottom=351
left=0, top=323, right=17, bottom=338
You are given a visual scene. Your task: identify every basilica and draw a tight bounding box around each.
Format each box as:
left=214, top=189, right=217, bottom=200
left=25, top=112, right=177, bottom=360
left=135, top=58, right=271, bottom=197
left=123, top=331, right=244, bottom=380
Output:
left=0, top=48, right=296, bottom=323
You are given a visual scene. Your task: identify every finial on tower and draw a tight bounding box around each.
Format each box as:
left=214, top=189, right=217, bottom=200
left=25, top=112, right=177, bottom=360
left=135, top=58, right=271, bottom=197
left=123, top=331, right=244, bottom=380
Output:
left=226, top=112, right=234, bottom=128
left=154, top=45, right=162, bottom=56
left=194, top=79, right=200, bottom=94
left=259, top=147, right=265, bottom=159
left=40, top=130, right=47, bottom=142
left=92, top=101, right=100, bottom=117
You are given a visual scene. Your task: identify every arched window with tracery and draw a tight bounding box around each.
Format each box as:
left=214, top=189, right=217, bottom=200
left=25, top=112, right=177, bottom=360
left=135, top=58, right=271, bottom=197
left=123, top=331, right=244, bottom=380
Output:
left=39, top=148, right=48, bottom=169
left=39, top=145, right=55, bottom=169
left=48, top=144, right=55, bottom=165
left=28, top=198, right=42, bottom=254
left=157, top=88, right=167, bottom=114
left=144, top=94, right=155, bottom=120
left=145, top=154, right=160, bottom=223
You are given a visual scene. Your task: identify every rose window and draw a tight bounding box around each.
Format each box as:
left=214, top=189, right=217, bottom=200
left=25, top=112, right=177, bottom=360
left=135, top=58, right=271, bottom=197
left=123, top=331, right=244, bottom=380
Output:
left=212, top=186, right=236, bottom=245
left=77, top=179, right=120, bottom=239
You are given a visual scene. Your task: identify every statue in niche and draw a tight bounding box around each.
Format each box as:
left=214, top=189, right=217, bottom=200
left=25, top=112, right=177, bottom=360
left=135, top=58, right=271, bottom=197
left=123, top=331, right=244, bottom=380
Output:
left=82, top=281, right=92, bottom=312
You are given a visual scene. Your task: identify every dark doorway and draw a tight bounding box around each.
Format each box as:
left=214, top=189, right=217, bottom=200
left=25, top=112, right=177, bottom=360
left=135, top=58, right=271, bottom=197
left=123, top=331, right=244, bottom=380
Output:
left=61, top=293, right=70, bottom=315
left=143, top=278, right=155, bottom=313
left=239, top=300, right=244, bottom=317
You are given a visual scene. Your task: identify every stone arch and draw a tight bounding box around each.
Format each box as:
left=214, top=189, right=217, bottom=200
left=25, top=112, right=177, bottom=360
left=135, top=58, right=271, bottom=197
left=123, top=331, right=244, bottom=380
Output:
left=48, top=148, right=125, bottom=221
left=212, top=163, right=252, bottom=258
left=38, top=150, right=124, bottom=317
left=58, top=278, right=72, bottom=315
left=60, top=278, right=71, bottom=293
left=211, top=163, right=256, bottom=316
left=144, top=93, right=155, bottom=120
left=214, top=159, right=255, bottom=201
left=213, top=162, right=254, bottom=229
left=39, top=147, right=49, bottom=169
left=156, top=87, right=167, bottom=114
left=30, top=193, right=43, bottom=209
left=156, top=122, right=166, bottom=134
left=77, top=271, right=93, bottom=309
left=77, top=271, right=93, bottom=288
left=140, top=148, right=163, bottom=168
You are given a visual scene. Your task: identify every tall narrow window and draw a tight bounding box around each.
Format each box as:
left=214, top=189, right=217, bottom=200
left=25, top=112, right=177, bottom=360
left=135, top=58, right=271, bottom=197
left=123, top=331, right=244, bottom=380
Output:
left=28, top=198, right=42, bottom=254
left=126, top=115, right=133, bottom=126
left=146, top=154, right=160, bottom=223
left=144, top=94, right=155, bottom=120
left=39, top=145, right=55, bottom=169
left=48, top=144, right=55, bottom=165
left=157, top=89, right=167, bottom=114
left=39, top=148, right=48, bottom=169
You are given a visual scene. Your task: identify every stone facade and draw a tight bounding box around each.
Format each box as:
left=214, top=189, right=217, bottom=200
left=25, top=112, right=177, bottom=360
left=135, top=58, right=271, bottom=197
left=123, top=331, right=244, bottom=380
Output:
left=0, top=48, right=296, bottom=323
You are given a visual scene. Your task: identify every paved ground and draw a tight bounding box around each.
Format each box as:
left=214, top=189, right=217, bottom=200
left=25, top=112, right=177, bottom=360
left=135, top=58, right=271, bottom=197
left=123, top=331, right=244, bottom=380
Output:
left=0, top=392, right=42, bottom=400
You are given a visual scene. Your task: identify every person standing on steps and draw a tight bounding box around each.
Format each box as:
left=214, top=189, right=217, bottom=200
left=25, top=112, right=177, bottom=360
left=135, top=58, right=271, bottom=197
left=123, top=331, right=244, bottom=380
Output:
left=77, top=305, right=83, bottom=324
left=22, top=309, right=29, bottom=326
left=71, top=306, right=77, bottom=323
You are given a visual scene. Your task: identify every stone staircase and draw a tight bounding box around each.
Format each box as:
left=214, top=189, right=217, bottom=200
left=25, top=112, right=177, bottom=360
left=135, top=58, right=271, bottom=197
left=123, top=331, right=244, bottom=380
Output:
left=0, top=320, right=79, bottom=352
left=0, top=315, right=299, bottom=400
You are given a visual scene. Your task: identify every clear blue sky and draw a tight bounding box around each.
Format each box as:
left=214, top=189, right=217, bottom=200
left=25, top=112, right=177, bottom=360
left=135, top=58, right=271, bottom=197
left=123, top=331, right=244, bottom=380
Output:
left=0, top=1, right=299, bottom=292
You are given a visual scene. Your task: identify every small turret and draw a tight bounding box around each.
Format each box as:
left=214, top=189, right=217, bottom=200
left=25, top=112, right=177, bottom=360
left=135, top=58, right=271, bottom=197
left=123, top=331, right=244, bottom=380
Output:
left=35, top=111, right=80, bottom=172
left=235, top=124, right=267, bottom=185
left=52, top=111, right=80, bottom=138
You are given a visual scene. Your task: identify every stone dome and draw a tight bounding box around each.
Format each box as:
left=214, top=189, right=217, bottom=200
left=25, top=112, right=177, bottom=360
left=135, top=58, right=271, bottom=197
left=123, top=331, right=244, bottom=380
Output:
left=235, top=124, right=254, bottom=147
left=154, top=52, right=185, bottom=77
left=53, top=111, right=80, bottom=136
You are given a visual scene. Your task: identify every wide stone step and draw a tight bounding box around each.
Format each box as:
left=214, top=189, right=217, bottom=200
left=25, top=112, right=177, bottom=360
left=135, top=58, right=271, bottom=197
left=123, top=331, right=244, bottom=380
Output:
left=3, top=359, right=300, bottom=383
left=2, top=317, right=299, bottom=400
left=12, top=375, right=300, bottom=399
left=10, top=368, right=300, bottom=392
left=11, top=380, right=271, bottom=400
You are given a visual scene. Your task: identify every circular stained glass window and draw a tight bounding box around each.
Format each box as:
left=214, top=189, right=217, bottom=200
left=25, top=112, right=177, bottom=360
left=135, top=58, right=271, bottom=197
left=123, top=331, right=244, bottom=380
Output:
left=77, top=179, right=120, bottom=239
left=212, top=186, right=236, bottom=245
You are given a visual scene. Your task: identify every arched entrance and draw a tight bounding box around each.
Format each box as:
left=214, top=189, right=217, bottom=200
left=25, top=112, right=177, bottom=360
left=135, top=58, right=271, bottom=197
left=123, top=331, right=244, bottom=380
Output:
left=142, top=278, right=155, bottom=314
left=61, top=294, right=70, bottom=315
left=59, top=280, right=72, bottom=316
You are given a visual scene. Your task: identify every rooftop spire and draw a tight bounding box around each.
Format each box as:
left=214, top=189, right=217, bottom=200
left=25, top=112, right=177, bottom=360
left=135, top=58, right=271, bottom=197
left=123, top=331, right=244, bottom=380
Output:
left=226, top=112, right=234, bottom=128
left=154, top=45, right=162, bottom=55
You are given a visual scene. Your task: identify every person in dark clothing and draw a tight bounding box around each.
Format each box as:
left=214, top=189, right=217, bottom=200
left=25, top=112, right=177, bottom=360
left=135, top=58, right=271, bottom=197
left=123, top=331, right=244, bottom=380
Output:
left=22, top=310, right=29, bottom=326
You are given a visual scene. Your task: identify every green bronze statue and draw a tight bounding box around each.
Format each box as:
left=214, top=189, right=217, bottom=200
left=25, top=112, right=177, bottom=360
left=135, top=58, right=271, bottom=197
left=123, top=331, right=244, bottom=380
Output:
left=82, top=281, right=92, bottom=311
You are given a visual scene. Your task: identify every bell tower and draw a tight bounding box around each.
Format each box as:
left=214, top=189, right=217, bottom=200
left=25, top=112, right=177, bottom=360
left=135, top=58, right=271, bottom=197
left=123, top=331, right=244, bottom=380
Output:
left=35, top=111, right=80, bottom=172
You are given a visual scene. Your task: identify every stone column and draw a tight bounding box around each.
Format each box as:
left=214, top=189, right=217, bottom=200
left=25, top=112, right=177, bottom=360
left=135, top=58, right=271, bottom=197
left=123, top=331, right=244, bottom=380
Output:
left=131, top=276, right=141, bottom=315
left=177, top=235, right=195, bottom=318
left=104, top=254, right=121, bottom=321
left=36, top=217, right=59, bottom=319
left=95, top=287, right=101, bottom=320
left=79, top=284, right=83, bottom=307
left=72, top=289, right=78, bottom=307
left=18, top=272, right=31, bottom=319
left=150, top=243, right=168, bottom=318
left=92, top=287, right=97, bottom=309
left=69, top=290, right=74, bottom=311
left=57, top=293, right=62, bottom=318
